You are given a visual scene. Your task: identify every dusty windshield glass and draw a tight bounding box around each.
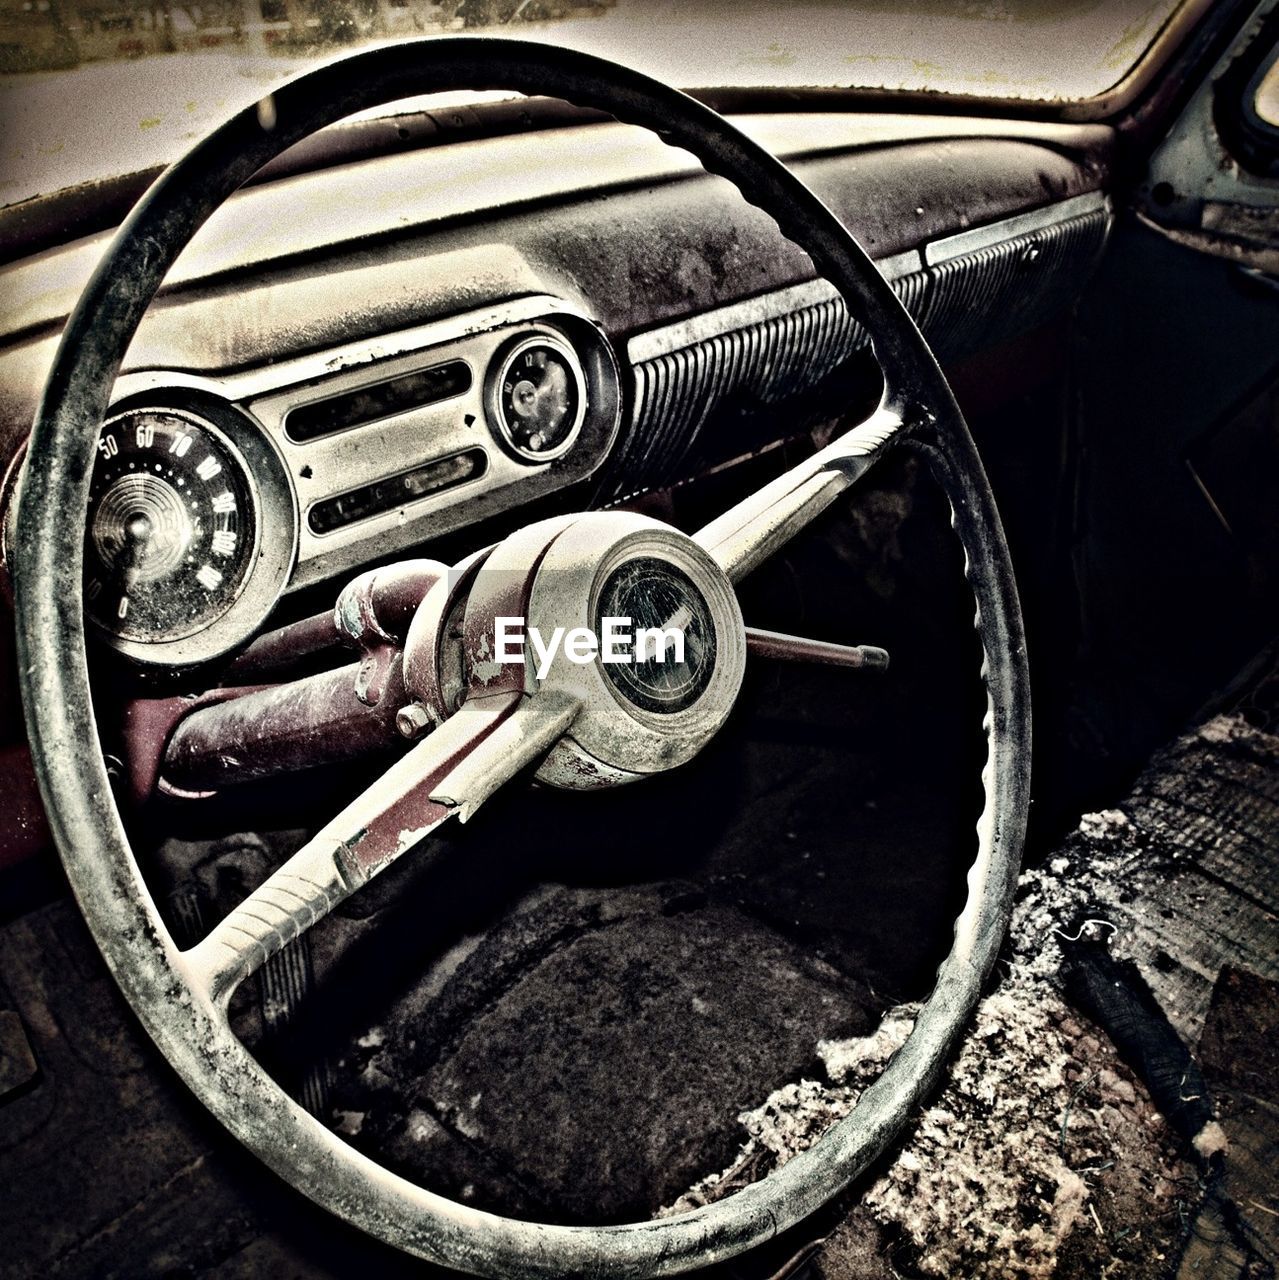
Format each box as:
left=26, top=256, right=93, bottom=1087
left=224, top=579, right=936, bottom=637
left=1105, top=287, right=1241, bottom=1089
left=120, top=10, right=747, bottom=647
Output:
left=0, top=0, right=1188, bottom=207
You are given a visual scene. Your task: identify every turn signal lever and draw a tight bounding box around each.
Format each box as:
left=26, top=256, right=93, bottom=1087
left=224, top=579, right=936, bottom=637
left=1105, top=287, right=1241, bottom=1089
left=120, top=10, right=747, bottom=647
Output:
left=744, top=628, right=889, bottom=671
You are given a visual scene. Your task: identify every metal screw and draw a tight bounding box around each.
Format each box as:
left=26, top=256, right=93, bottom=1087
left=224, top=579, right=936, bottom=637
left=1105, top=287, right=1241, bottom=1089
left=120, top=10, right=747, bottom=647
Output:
left=395, top=703, right=432, bottom=740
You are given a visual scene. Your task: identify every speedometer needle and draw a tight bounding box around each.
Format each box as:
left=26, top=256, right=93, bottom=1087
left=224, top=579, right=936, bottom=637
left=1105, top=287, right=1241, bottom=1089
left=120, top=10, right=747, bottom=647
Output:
left=113, top=513, right=154, bottom=592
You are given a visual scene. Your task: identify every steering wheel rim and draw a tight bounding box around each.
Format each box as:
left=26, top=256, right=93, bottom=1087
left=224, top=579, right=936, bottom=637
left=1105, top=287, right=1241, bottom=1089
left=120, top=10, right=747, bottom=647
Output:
left=12, top=37, right=1030, bottom=1278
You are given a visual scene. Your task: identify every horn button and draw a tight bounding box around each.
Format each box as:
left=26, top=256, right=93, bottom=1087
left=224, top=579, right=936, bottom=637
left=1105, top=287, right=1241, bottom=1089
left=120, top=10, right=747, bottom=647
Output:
left=433, top=512, right=746, bottom=790
left=594, top=556, right=718, bottom=715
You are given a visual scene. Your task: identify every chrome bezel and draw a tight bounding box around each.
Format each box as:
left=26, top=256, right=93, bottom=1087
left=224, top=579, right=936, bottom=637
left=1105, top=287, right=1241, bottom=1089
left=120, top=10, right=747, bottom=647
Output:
left=485, top=328, right=589, bottom=465
left=90, top=395, right=296, bottom=670
left=519, top=512, right=746, bottom=784
left=110, top=297, right=621, bottom=595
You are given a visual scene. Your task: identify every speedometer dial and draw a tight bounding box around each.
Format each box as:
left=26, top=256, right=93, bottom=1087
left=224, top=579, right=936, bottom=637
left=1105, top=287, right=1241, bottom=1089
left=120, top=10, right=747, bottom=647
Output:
left=85, top=407, right=257, bottom=644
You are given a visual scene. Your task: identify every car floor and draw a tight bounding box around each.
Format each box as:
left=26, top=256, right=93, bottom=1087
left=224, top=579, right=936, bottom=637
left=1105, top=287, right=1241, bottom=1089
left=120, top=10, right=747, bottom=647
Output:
left=689, top=648, right=1279, bottom=1280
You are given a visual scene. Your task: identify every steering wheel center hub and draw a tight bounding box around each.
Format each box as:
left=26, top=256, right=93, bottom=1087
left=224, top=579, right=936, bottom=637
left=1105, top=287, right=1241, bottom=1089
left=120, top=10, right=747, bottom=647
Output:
left=448, top=511, right=746, bottom=789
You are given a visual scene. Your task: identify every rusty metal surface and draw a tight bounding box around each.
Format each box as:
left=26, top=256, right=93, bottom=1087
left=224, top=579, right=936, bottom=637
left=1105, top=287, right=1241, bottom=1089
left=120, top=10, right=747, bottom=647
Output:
left=12, top=37, right=1029, bottom=1277
left=165, top=561, right=452, bottom=790
left=223, top=610, right=347, bottom=683
left=335, top=560, right=448, bottom=706
left=1137, top=2, right=1279, bottom=274
left=162, top=660, right=408, bottom=792
left=117, top=683, right=276, bottom=804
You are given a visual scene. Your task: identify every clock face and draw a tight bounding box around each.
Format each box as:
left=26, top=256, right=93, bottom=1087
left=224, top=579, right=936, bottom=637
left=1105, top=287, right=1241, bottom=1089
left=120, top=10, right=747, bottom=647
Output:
left=492, top=336, right=585, bottom=462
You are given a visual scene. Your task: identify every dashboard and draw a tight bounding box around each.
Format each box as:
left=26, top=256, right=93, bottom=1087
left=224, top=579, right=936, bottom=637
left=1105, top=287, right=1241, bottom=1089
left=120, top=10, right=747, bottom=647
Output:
left=87, top=297, right=619, bottom=665
left=0, top=110, right=1114, bottom=675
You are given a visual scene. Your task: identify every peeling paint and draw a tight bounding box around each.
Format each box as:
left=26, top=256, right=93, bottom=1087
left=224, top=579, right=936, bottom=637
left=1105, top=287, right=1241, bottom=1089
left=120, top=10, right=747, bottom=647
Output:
left=471, top=659, right=503, bottom=685
left=395, top=824, right=436, bottom=856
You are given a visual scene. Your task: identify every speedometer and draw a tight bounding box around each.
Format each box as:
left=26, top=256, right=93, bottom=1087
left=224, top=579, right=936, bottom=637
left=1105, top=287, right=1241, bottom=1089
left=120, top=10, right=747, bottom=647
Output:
left=85, top=407, right=257, bottom=644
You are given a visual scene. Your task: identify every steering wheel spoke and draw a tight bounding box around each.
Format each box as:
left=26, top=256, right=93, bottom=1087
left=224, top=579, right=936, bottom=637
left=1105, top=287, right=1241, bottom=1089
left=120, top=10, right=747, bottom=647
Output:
left=694, top=400, right=908, bottom=582
left=183, top=689, right=580, bottom=1005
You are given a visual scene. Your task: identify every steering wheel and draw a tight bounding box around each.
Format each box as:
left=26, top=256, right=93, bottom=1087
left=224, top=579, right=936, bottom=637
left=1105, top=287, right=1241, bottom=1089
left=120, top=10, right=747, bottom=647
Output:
left=13, top=38, right=1030, bottom=1278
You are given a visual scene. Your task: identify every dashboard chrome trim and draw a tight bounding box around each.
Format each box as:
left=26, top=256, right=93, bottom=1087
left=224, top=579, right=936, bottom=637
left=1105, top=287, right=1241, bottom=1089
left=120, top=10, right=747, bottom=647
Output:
left=627, top=191, right=1110, bottom=366
left=111, top=295, right=622, bottom=605
left=626, top=248, right=921, bottom=366
left=923, top=190, right=1109, bottom=267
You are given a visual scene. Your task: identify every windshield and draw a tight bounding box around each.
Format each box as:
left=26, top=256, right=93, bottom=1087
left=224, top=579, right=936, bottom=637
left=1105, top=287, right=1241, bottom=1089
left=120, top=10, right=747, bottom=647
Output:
left=1, top=0, right=1191, bottom=208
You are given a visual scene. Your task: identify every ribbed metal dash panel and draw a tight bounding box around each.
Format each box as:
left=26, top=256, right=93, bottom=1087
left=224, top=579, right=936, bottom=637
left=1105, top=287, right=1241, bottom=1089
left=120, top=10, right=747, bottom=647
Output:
left=611, top=195, right=1110, bottom=499
left=919, top=206, right=1109, bottom=357
left=614, top=271, right=926, bottom=494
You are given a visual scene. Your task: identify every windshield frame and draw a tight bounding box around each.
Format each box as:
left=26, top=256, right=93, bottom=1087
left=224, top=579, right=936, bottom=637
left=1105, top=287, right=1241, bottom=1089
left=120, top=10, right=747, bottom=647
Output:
left=0, top=0, right=1253, bottom=260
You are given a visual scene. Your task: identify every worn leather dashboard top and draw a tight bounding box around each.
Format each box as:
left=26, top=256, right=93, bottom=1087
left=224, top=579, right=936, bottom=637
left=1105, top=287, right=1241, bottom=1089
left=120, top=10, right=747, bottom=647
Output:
left=0, top=112, right=1111, bottom=454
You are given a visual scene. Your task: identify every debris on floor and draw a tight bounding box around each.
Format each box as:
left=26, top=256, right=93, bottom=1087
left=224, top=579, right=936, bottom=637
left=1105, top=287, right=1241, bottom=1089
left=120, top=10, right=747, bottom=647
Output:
left=665, top=712, right=1279, bottom=1278
left=668, top=980, right=1197, bottom=1278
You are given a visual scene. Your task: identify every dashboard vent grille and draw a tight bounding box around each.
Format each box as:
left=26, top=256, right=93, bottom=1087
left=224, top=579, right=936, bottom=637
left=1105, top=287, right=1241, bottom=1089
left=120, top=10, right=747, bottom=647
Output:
left=615, top=271, right=927, bottom=495
left=920, top=205, right=1110, bottom=358
left=612, top=193, right=1110, bottom=501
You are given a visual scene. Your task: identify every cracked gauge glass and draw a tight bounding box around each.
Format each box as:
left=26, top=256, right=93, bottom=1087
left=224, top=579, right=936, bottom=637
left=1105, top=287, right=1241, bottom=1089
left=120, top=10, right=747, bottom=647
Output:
left=490, top=334, right=586, bottom=463
left=85, top=408, right=257, bottom=644
left=595, top=557, right=717, bottom=715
